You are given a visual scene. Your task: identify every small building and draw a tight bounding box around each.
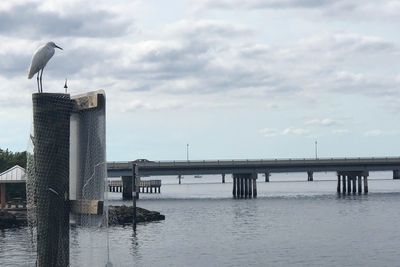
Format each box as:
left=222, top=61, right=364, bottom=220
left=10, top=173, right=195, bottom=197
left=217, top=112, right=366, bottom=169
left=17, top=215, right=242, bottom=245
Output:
left=0, top=165, right=26, bottom=208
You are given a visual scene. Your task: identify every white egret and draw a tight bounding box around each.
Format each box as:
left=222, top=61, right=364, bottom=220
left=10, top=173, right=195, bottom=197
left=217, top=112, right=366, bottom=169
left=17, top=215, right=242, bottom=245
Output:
left=28, top=42, right=63, bottom=93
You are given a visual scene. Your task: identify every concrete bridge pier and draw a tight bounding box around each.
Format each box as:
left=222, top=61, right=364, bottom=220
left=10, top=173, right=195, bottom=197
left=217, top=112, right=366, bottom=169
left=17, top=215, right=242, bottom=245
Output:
left=364, top=176, right=368, bottom=193
left=222, top=173, right=225, bottom=183
left=265, top=172, right=270, bottom=182
left=232, top=173, right=255, bottom=198
left=338, top=171, right=369, bottom=194
left=307, top=171, right=313, bottom=181
left=393, top=170, right=400, bottom=179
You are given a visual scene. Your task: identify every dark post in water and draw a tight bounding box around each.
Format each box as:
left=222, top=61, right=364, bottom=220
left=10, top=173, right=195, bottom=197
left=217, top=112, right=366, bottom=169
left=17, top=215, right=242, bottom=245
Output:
left=132, top=163, right=138, bottom=231
left=32, top=93, right=72, bottom=267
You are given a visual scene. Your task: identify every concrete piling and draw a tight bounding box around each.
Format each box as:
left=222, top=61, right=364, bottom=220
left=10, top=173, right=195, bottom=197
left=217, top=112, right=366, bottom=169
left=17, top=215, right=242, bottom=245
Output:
left=233, top=177, right=237, bottom=197
left=265, top=172, right=270, bottom=182
left=342, top=175, right=347, bottom=193
left=352, top=176, right=356, bottom=194
left=364, top=176, right=368, bottom=193
left=248, top=177, right=253, bottom=198
left=307, top=171, right=313, bottom=181
left=358, top=176, right=362, bottom=193
left=337, top=175, right=341, bottom=193
left=347, top=175, right=352, bottom=193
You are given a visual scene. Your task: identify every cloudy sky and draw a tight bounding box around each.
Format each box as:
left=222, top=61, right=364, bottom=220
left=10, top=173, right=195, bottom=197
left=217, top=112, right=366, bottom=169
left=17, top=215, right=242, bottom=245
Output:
left=1, top=0, right=400, bottom=160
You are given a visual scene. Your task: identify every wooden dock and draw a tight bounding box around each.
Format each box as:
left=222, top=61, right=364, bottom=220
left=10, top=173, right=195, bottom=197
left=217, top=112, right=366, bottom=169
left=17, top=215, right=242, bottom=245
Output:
left=108, top=180, right=161, bottom=194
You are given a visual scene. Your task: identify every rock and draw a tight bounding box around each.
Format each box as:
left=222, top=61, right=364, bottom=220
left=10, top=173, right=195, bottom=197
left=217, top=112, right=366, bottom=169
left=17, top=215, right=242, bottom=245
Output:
left=108, top=205, right=165, bottom=225
left=0, top=210, right=26, bottom=229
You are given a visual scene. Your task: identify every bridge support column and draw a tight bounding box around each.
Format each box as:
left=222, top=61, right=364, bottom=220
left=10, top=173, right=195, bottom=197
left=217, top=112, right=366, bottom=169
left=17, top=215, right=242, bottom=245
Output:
left=248, top=177, right=253, bottom=198
left=178, top=175, right=182, bottom=185
left=352, top=176, right=356, bottom=194
left=393, top=170, right=400, bottom=180
left=364, top=176, right=368, bottom=193
left=337, top=175, right=341, bottom=193
left=244, top=177, right=249, bottom=198
left=232, top=173, right=253, bottom=199
left=347, top=175, right=352, bottom=193
left=338, top=171, right=369, bottom=194
left=253, top=173, right=257, bottom=198
left=307, top=171, right=313, bottom=181
left=233, top=177, right=237, bottom=197
left=222, top=174, right=225, bottom=183
left=342, top=175, right=347, bottom=193
left=265, top=172, right=270, bottom=182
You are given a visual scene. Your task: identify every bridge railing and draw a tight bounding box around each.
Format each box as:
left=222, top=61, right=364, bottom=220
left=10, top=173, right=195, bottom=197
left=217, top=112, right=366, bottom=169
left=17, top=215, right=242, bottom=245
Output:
left=107, top=156, right=400, bottom=168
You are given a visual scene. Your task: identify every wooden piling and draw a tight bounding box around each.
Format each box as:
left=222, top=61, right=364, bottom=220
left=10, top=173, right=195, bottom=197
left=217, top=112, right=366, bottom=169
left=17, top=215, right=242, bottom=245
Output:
left=358, top=176, right=362, bottom=193
left=337, top=175, right=341, bottom=193
left=178, top=175, right=182, bottom=185
left=352, top=176, right=356, bottom=193
left=222, top=174, right=225, bottom=184
left=307, top=171, right=313, bottom=181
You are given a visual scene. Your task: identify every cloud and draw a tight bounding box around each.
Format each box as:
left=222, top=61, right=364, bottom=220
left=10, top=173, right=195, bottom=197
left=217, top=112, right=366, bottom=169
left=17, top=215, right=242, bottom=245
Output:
left=332, top=129, right=349, bottom=135
left=282, top=127, right=310, bottom=135
left=259, top=128, right=279, bottom=137
left=198, top=0, right=400, bottom=21
left=0, top=2, right=133, bottom=39
left=363, top=129, right=400, bottom=137
left=306, top=118, right=337, bottom=126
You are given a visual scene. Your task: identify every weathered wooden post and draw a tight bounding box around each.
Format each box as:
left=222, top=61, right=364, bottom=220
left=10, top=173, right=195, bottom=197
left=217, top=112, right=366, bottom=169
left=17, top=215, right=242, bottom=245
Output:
left=178, top=174, right=182, bottom=185
left=222, top=173, right=225, bottom=183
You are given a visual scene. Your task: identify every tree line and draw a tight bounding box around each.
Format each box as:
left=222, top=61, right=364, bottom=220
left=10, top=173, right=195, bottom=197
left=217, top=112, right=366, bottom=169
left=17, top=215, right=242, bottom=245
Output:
left=0, top=149, right=27, bottom=173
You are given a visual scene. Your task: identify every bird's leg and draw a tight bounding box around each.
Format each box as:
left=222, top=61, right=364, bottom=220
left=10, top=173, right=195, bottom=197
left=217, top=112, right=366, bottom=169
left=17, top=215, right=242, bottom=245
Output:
left=36, top=73, right=40, bottom=93
left=39, top=69, right=43, bottom=93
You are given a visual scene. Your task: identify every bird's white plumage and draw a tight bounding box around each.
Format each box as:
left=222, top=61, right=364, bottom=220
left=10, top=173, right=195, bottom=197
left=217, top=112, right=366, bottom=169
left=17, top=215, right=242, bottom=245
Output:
left=28, top=43, right=56, bottom=79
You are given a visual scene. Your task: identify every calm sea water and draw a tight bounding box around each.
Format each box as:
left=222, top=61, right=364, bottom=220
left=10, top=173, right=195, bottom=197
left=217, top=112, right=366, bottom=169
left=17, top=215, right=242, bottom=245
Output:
left=2, top=172, right=400, bottom=266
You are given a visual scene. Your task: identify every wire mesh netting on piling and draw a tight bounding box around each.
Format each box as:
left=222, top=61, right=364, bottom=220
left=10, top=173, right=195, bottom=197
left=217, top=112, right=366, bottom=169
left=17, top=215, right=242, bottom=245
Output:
left=26, top=92, right=111, bottom=267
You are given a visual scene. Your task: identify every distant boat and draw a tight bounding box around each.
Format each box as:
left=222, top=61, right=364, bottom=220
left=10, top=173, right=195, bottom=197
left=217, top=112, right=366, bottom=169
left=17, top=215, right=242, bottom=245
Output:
left=194, top=175, right=202, bottom=178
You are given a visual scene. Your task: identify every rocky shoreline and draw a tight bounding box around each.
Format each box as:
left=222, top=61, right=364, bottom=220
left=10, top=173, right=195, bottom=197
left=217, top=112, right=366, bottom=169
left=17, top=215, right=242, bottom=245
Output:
left=0, top=206, right=165, bottom=229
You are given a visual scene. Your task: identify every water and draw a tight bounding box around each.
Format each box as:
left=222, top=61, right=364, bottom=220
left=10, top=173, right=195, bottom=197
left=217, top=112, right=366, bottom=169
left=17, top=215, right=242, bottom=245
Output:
left=2, top=172, right=400, bottom=266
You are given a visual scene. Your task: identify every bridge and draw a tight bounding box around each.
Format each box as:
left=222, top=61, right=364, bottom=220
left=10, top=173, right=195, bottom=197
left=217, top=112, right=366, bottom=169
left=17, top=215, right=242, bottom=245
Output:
left=107, top=157, right=400, bottom=199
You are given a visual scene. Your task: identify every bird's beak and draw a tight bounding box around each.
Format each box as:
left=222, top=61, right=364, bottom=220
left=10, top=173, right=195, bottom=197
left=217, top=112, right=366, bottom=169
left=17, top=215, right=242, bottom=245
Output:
left=55, top=44, right=63, bottom=50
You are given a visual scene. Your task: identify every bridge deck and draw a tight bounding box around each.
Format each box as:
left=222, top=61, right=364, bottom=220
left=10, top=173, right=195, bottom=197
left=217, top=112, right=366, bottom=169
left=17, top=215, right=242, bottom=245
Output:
left=107, top=157, right=400, bottom=177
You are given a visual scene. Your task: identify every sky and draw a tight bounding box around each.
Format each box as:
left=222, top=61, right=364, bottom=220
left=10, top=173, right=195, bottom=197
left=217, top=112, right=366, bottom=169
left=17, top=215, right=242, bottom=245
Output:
left=0, top=0, right=400, bottom=161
